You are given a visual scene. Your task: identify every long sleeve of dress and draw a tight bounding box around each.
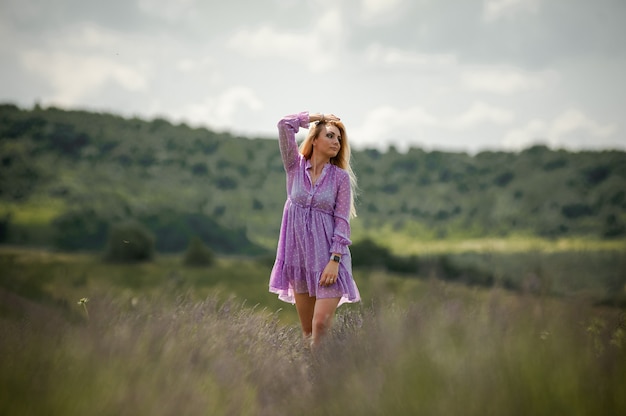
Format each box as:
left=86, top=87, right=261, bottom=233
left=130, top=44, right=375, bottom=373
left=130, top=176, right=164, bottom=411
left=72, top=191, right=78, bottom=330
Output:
left=330, top=171, right=352, bottom=255
left=277, top=112, right=310, bottom=172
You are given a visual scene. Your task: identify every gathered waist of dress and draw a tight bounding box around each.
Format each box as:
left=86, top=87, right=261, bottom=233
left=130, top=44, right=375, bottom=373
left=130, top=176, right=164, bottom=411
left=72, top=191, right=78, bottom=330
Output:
left=288, top=198, right=333, bottom=216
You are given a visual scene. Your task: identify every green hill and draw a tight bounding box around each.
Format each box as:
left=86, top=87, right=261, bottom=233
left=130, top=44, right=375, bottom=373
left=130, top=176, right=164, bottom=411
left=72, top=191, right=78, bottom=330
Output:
left=1, top=103, right=624, bottom=254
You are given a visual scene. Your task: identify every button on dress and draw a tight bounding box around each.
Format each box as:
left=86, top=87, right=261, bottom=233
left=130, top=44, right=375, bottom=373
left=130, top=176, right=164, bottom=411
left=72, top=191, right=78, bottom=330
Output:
left=269, top=112, right=361, bottom=306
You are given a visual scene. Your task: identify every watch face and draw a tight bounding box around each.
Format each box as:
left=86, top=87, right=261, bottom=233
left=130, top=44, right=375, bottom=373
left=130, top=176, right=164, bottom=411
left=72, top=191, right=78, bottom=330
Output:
left=332, top=255, right=341, bottom=262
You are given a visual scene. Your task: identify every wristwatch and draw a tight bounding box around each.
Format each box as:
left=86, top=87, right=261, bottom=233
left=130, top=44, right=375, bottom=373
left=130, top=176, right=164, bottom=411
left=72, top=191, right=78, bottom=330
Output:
left=330, top=254, right=341, bottom=263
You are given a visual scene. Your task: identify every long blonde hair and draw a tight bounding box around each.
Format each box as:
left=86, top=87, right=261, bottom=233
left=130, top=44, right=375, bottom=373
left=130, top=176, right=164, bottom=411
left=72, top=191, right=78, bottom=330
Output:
left=299, top=120, right=358, bottom=218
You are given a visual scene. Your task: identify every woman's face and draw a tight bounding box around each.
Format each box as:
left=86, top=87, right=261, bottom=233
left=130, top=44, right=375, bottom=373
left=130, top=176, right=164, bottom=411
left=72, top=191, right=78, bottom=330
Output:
left=314, top=124, right=342, bottom=159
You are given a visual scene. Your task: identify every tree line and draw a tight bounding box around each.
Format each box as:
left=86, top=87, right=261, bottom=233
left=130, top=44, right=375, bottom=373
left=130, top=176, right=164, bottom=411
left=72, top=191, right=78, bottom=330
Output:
left=0, top=103, right=624, bottom=255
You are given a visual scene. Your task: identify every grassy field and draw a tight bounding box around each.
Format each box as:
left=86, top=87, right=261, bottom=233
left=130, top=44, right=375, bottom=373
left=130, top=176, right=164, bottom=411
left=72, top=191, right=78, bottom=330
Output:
left=353, top=221, right=626, bottom=255
left=1, top=244, right=625, bottom=415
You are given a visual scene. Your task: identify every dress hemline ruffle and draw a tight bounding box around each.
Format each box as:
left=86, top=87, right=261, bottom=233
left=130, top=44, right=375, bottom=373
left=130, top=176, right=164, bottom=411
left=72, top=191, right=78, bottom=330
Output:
left=269, top=260, right=361, bottom=306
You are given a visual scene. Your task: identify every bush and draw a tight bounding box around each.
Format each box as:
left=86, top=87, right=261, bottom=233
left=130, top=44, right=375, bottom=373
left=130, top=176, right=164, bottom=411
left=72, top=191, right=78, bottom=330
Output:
left=141, top=212, right=265, bottom=254
left=0, top=214, right=10, bottom=243
left=351, top=238, right=391, bottom=269
left=215, top=175, right=238, bottom=190
left=604, top=214, right=626, bottom=238
left=561, top=203, right=594, bottom=219
left=584, top=165, right=610, bottom=186
left=493, top=171, right=514, bottom=187
left=385, top=254, right=420, bottom=274
left=183, top=237, right=215, bottom=267
left=104, top=221, right=154, bottom=262
left=53, top=209, right=108, bottom=251
left=543, top=158, right=568, bottom=171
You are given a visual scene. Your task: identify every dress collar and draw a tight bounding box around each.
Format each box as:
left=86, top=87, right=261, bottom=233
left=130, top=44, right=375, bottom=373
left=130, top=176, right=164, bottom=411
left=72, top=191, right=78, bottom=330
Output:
left=305, top=159, right=330, bottom=171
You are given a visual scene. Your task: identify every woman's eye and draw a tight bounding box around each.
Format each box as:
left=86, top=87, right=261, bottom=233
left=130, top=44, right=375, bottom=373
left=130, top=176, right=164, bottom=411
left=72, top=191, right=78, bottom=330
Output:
left=326, top=133, right=333, bottom=138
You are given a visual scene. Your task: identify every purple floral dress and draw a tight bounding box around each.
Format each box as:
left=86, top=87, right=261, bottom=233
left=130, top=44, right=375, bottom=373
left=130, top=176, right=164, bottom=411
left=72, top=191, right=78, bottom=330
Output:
left=269, top=112, right=361, bottom=306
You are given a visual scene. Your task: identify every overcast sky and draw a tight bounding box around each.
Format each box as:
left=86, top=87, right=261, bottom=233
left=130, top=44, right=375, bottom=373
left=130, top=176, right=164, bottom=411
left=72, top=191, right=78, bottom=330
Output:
left=1, top=0, right=624, bottom=153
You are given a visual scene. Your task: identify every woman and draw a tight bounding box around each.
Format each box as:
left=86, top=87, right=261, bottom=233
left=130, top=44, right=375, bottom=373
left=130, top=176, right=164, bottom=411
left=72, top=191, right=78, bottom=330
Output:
left=269, top=111, right=360, bottom=349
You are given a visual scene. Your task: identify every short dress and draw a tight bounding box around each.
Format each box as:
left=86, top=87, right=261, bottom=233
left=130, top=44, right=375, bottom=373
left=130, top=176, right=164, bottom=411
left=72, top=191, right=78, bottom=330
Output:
left=268, top=112, right=361, bottom=306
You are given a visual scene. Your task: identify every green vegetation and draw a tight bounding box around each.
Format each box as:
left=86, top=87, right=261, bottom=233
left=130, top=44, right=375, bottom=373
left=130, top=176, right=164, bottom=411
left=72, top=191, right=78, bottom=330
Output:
left=1, top=103, right=625, bottom=255
left=0, top=247, right=625, bottom=415
left=1, top=103, right=625, bottom=414
left=183, top=236, right=215, bottom=267
left=104, top=221, right=155, bottom=263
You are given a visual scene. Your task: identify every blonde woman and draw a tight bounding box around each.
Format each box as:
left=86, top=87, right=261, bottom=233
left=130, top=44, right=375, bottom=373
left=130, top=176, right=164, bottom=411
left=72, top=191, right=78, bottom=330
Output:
left=269, top=112, right=360, bottom=348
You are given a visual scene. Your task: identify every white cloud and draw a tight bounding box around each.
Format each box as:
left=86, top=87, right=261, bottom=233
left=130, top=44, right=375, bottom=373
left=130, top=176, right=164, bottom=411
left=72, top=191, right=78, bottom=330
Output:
left=360, top=0, right=406, bottom=21
left=449, top=102, right=515, bottom=130
left=365, top=43, right=457, bottom=69
left=175, top=56, right=219, bottom=82
left=352, top=101, right=517, bottom=150
left=364, top=44, right=557, bottom=96
left=173, top=86, right=264, bottom=130
left=2, top=0, right=624, bottom=154
left=501, top=119, right=547, bottom=149
left=227, top=8, right=345, bottom=72
left=14, top=23, right=157, bottom=105
left=351, top=105, right=438, bottom=151
left=228, top=25, right=308, bottom=60
left=483, top=0, right=540, bottom=21
left=60, top=23, right=123, bottom=50
left=550, top=109, right=616, bottom=140
left=21, top=50, right=148, bottom=105
left=461, top=66, right=558, bottom=94
left=502, top=109, right=617, bottom=150
left=137, top=0, right=198, bottom=22
left=217, top=86, right=264, bottom=115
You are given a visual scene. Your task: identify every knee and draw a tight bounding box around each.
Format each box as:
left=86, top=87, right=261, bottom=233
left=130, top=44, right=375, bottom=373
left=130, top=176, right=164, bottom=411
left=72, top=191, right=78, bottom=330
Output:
left=312, top=313, right=331, bottom=334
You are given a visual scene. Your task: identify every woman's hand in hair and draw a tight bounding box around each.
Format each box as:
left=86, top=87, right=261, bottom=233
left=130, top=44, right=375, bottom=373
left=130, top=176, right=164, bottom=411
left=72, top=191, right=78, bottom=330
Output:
left=310, top=113, right=340, bottom=123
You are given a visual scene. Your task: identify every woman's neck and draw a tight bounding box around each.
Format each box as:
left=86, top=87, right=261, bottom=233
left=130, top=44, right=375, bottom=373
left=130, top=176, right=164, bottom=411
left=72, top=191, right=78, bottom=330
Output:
left=311, top=151, right=329, bottom=177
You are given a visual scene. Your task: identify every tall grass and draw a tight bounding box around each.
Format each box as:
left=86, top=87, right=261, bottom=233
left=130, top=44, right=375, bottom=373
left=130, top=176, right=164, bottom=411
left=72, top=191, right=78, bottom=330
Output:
left=1, top=246, right=625, bottom=414
left=1, top=279, right=624, bottom=415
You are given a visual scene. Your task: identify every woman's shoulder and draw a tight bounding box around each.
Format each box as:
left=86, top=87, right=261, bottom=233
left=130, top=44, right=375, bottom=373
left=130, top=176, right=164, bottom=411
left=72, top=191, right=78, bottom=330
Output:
left=329, top=163, right=349, bottom=181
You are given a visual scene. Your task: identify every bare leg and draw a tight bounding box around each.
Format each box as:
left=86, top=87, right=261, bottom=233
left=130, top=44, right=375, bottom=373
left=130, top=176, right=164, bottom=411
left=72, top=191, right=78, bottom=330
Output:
left=294, top=292, right=316, bottom=339
left=311, top=297, right=340, bottom=349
